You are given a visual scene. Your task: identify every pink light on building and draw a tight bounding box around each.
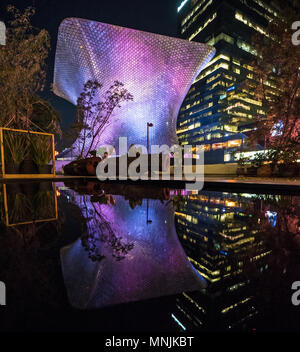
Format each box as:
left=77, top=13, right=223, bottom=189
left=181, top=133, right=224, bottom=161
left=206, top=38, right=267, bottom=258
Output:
left=53, top=18, right=215, bottom=150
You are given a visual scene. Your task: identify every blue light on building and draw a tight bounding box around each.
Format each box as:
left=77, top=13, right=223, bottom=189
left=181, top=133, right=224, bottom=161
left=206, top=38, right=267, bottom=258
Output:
left=177, top=0, right=189, bottom=13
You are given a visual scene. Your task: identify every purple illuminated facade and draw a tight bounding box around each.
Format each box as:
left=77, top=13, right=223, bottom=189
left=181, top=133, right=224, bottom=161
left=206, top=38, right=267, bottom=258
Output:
left=53, top=18, right=215, bottom=149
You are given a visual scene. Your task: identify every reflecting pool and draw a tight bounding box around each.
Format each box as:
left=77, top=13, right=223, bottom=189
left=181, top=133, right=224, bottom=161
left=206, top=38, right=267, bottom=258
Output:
left=0, top=181, right=300, bottom=332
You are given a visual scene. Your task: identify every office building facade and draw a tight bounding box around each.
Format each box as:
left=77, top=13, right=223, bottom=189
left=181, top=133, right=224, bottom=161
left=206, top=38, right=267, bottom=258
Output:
left=176, top=0, right=281, bottom=164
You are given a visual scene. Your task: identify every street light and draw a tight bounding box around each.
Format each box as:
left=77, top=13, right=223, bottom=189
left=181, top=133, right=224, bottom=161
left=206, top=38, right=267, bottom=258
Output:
left=146, top=199, right=152, bottom=224
left=147, top=122, right=153, bottom=154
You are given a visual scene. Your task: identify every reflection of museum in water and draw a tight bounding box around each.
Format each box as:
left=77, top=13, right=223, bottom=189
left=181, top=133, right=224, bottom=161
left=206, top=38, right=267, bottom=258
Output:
left=0, top=181, right=300, bottom=332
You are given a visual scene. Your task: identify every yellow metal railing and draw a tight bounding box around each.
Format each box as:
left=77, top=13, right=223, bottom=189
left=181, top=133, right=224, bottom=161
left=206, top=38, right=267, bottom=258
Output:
left=0, top=127, right=56, bottom=179
left=2, top=183, right=58, bottom=227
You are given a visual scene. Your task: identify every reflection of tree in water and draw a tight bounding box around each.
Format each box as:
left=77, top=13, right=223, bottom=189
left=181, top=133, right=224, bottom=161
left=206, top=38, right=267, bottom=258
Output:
left=63, top=182, right=170, bottom=262
left=241, top=195, right=300, bottom=267
left=79, top=197, right=134, bottom=262
left=167, top=195, right=186, bottom=211
left=236, top=194, right=300, bottom=326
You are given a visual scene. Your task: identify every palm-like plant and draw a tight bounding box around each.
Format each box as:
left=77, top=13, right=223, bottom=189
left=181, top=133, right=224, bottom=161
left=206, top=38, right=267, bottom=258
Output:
left=4, top=131, right=29, bottom=166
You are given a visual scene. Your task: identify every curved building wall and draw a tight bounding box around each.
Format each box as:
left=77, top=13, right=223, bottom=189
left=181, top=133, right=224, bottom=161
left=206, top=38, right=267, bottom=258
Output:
left=53, top=18, right=215, bottom=149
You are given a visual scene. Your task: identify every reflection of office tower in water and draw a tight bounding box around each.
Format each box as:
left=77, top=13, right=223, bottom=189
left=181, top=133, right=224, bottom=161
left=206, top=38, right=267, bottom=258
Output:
left=174, top=191, right=272, bottom=331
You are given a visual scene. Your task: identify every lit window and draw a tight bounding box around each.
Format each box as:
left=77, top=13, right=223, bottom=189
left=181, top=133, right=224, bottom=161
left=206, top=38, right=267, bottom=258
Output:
left=225, top=200, right=238, bottom=207
left=178, top=0, right=189, bottom=13
left=224, top=154, right=231, bottom=162
left=212, top=142, right=225, bottom=150
left=227, top=140, right=242, bottom=148
left=207, top=32, right=234, bottom=46
left=182, top=0, right=213, bottom=33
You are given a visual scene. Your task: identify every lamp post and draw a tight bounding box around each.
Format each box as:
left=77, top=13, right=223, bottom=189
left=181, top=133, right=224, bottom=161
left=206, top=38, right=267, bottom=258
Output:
left=147, top=122, right=153, bottom=154
left=146, top=199, right=152, bottom=224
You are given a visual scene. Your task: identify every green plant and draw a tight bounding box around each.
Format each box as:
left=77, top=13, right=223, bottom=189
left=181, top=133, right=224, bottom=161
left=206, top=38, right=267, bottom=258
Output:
left=31, top=134, right=52, bottom=165
left=251, top=152, right=266, bottom=168
left=4, top=131, right=29, bottom=165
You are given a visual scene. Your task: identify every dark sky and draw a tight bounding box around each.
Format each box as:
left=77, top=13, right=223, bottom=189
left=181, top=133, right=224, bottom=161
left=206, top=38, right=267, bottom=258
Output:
left=0, top=0, right=179, bottom=134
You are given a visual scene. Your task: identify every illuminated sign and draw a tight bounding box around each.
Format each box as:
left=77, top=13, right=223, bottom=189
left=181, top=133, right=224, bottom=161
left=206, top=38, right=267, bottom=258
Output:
left=177, top=0, right=189, bottom=13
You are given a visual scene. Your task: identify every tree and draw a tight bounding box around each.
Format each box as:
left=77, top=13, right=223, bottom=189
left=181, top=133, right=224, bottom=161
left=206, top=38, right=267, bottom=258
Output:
left=0, top=5, right=61, bottom=135
left=72, top=80, right=133, bottom=159
left=244, top=7, right=300, bottom=164
left=30, top=96, right=61, bottom=136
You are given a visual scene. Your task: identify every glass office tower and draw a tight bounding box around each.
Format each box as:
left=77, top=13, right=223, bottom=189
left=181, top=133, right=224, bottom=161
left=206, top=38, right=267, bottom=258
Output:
left=176, top=0, right=281, bottom=164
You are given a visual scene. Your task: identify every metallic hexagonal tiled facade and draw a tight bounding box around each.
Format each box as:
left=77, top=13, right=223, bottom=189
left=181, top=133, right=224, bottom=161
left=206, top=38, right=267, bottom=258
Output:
left=53, top=18, right=215, bottom=150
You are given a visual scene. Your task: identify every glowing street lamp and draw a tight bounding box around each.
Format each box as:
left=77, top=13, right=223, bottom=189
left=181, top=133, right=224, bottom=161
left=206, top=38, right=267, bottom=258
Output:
left=147, top=122, right=153, bottom=154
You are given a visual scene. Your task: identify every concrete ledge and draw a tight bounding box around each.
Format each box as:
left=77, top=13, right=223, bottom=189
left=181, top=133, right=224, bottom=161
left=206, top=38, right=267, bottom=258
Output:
left=1, top=175, right=300, bottom=194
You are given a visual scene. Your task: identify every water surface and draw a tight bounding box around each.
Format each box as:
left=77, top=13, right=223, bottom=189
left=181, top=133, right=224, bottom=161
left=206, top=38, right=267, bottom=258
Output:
left=0, top=180, right=299, bottom=332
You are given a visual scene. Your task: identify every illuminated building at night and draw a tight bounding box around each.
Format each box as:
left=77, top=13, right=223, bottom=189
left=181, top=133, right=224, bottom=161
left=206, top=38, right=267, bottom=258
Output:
left=53, top=18, right=215, bottom=151
left=176, top=0, right=281, bottom=165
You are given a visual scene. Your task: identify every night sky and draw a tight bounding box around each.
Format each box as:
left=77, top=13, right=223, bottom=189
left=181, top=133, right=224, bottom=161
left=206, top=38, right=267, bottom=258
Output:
left=0, top=0, right=179, bottom=142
